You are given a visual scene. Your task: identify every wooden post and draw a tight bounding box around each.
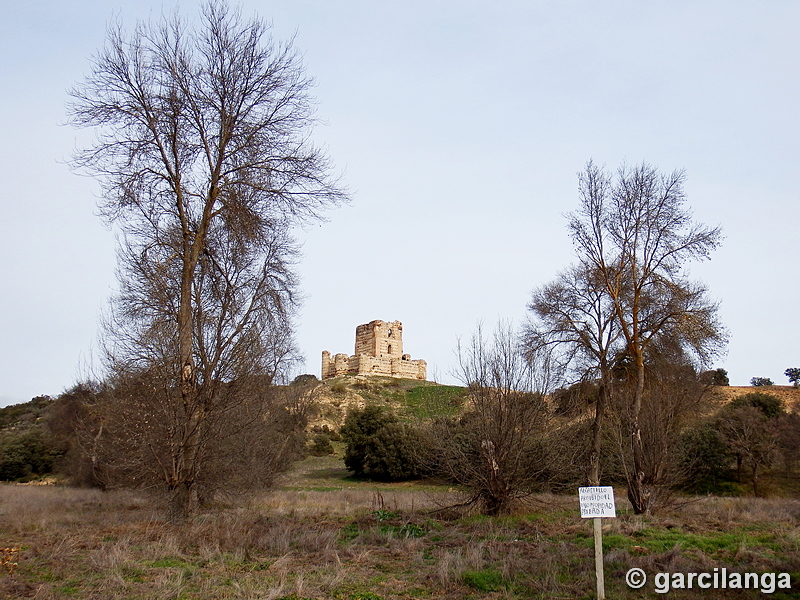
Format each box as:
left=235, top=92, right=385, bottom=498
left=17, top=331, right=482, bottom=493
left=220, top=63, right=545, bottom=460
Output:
left=593, top=516, right=605, bottom=599
left=579, top=486, right=614, bottom=600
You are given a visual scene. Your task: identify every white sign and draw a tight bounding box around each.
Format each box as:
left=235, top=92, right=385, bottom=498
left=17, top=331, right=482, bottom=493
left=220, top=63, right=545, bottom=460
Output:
left=578, top=486, right=617, bottom=518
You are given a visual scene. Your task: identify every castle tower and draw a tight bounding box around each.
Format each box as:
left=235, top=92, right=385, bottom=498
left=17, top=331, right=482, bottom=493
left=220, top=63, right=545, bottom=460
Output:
left=355, top=320, right=403, bottom=358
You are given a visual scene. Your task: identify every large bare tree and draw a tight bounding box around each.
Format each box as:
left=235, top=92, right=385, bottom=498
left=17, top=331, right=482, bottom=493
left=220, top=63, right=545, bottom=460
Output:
left=568, top=161, right=725, bottom=513
left=69, top=1, right=345, bottom=520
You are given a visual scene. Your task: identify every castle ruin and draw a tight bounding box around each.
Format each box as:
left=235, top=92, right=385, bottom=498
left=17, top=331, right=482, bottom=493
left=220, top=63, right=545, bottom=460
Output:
left=322, top=320, right=427, bottom=380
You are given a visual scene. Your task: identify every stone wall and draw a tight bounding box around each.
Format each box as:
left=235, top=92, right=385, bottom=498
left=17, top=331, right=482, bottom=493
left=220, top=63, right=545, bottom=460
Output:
left=322, top=320, right=426, bottom=380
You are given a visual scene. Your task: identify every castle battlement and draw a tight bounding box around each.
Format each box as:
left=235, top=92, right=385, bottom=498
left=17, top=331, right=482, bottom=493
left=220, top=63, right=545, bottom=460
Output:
left=322, top=319, right=426, bottom=380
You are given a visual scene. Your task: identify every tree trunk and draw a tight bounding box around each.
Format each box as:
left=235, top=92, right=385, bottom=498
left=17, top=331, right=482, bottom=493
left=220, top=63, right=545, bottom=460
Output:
left=176, top=238, right=203, bottom=521
left=627, top=354, right=649, bottom=514
left=167, top=481, right=191, bottom=524
left=587, top=380, right=607, bottom=486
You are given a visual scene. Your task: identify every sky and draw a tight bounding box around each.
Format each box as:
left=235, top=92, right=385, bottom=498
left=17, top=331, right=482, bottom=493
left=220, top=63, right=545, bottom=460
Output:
left=1, top=1, right=798, bottom=406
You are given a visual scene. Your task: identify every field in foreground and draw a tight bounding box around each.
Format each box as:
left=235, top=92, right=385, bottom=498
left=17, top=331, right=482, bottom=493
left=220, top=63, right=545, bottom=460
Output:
left=1, top=454, right=799, bottom=600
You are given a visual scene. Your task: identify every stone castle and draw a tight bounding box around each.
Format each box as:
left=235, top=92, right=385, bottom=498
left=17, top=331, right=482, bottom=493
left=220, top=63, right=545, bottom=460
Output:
left=322, top=320, right=427, bottom=380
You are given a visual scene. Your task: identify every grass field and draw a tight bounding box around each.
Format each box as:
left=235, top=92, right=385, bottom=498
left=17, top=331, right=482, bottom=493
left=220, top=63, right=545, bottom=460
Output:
left=1, top=453, right=799, bottom=599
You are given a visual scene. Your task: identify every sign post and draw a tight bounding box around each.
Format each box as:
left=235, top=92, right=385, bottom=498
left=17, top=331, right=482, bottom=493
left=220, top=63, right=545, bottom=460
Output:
left=578, top=486, right=616, bottom=600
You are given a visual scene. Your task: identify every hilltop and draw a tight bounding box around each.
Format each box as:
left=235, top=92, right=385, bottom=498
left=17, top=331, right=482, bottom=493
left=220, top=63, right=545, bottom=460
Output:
left=0, top=395, right=53, bottom=432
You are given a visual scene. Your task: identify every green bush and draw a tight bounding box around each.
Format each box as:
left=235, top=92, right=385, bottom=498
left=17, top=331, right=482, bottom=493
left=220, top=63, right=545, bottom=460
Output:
left=679, top=424, right=733, bottom=490
left=329, top=381, right=348, bottom=395
left=291, top=374, right=319, bottom=387
left=0, top=430, right=63, bottom=481
left=750, top=376, right=774, bottom=387
left=729, top=392, right=785, bottom=418
left=366, top=421, right=423, bottom=480
left=310, top=424, right=341, bottom=441
left=340, top=405, right=423, bottom=481
left=309, top=433, right=335, bottom=456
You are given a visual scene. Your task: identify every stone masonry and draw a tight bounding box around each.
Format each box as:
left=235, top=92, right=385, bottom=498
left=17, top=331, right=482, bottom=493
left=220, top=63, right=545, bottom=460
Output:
left=322, top=320, right=427, bottom=380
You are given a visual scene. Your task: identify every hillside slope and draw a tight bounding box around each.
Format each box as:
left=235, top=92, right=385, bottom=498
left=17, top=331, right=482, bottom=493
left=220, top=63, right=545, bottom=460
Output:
left=309, top=379, right=800, bottom=430
left=310, top=375, right=467, bottom=429
left=707, top=384, right=800, bottom=412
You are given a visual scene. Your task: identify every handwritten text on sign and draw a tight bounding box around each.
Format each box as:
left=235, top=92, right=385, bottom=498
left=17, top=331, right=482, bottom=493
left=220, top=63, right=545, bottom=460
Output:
left=578, top=486, right=617, bottom=518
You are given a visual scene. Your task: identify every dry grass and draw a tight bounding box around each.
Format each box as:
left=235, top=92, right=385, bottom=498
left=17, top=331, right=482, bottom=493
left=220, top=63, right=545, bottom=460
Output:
left=708, top=385, right=800, bottom=412
left=256, top=488, right=450, bottom=517
left=1, top=471, right=799, bottom=599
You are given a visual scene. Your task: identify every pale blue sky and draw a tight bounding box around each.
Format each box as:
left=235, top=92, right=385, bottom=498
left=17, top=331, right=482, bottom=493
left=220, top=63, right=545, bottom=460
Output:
left=1, top=1, right=798, bottom=405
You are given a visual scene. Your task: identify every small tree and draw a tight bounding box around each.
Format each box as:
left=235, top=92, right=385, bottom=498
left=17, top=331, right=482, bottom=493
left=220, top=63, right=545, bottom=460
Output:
left=309, top=433, right=335, bottom=456
left=784, top=368, right=800, bottom=388
left=750, top=377, right=774, bottom=387
left=718, top=405, right=778, bottom=496
left=777, top=412, right=800, bottom=473
left=69, top=373, right=314, bottom=506
left=605, top=343, right=715, bottom=506
left=680, top=424, right=732, bottom=489
left=424, top=323, right=558, bottom=515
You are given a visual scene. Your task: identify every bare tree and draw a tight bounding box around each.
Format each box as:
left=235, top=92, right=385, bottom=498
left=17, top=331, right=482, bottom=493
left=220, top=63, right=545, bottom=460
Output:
left=425, top=323, right=558, bottom=516
left=567, top=161, right=726, bottom=513
left=68, top=1, right=345, bottom=520
left=525, top=262, right=620, bottom=486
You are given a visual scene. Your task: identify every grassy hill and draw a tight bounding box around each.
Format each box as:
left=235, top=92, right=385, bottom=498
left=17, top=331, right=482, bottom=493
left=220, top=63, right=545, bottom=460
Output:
left=310, top=375, right=468, bottom=429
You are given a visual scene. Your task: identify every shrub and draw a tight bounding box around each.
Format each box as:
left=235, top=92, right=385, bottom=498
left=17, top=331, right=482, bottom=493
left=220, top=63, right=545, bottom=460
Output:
left=750, top=377, right=774, bottom=387
left=365, top=422, right=423, bottom=480
left=700, top=368, right=729, bottom=386
left=311, top=424, right=341, bottom=441
left=717, top=404, right=778, bottom=496
left=679, top=424, right=732, bottom=490
left=0, top=431, right=63, bottom=481
left=309, top=433, right=335, bottom=456
left=330, top=381, right=348, bottom=395
left=341, top=405, right=392, bottom=476
left=340, top=405, right=423, bottom=481
left=777, top=412, right=800, bottom=472
left=729, top=392, right=785, bottom=418
left=291, top=374, right=319, bottom=387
